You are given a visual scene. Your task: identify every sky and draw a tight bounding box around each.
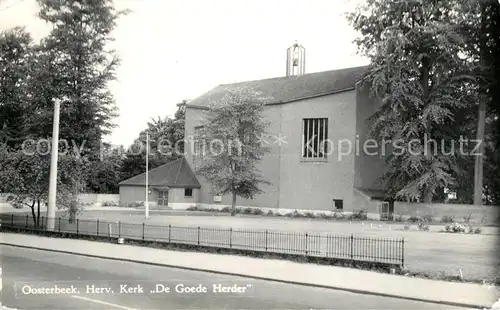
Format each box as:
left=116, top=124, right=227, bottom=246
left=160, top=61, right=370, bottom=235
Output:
left=0, top=0, right=368, bottom=147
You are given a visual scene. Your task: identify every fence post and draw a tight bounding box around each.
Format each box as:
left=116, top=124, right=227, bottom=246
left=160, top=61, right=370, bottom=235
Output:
left=142, top=223, right=145, bottom=240
left=77, top=219, right=79, bottom=234
left=11, top=214, right=13, bottom=226
left=168, top=225, right=171, bottom=242
left=118, top=221, right=121, bottom=238
left=41, top=216, right=44, bottom=230
left=305, top=233, right=308, bottom=256
left=350, top=234, right=354, bottom=260
left=229, top=228, right=232, bottom=248
left=97, top=219, right=99, bottom=236
left=25, top=215, right=28, bottom=228
left=197, top=227, right=200, bottom=245
left=58, top=217, right=61, bottom=232
left=401, top=238, right=405, bottom=267
left=265, top=230, right=268, bottom=251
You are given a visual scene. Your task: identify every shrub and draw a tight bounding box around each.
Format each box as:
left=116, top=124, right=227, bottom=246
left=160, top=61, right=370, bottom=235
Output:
left=186, top=206, right=198, bottom=211
left=394, top=214, right=404, bottom=222
left=241, top=207, right=253, bottom=214
left=445, top=225, right=451, bottom=232
left=221, top=206, right=231, bottom=213
left=449, top=222, right=466, bottom=233
left=128, top=202, right=144, bottom=208
left=318, top=213, right=332, bottom=220
left=250, top=208, right=264, bottom=215
left=291, top=210, right=303, bottom=218
left=474, top=228, right=482, bottom=234
left=422, top=214, right=433, bottom=223
left=351, top=210, right=367, bottom=220
left=102, top=201, right=119, bottom=207
left=332, top=211, right=345, bottom=220
left=463, top=213, right=472, bottom=224
left=407, top=216, right=421, bottom=223
left=441, top=216, right=454, bottom=223
left=303, top=212, right=315, bottom=218
left=267, top=210, right=274, bottom=216
left=418, top=221, right=430, bottom=231
left=404, top=225, right=410, bottom=230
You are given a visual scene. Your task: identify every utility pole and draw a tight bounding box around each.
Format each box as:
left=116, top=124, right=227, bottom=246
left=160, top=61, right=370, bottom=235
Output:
left=47, top=99, right=61, bottom=230
left=145, top=131, right=149, bottom=219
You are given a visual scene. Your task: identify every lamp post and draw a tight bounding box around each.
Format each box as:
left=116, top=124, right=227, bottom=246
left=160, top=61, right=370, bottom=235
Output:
left=46, top=99, right=61, bottom=230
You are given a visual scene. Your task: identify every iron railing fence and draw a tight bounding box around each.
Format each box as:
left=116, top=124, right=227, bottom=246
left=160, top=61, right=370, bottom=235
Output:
left=0, top=213, right=405, bottom=266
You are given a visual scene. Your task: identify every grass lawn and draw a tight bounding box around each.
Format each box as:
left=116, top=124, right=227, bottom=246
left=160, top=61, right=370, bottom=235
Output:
left=3, top=209, right=499, bottom=284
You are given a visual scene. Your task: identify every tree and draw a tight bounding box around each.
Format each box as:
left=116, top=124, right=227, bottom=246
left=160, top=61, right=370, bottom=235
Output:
left=451, top=0, right=500, bottom=205
left=480, top=0, right=500, bottom=205
left=120, top=103, right=186, bottom=181
left=0, top=147, right=87, bottom=227
left=0, top=27, right=33, bottom=150
left=29, top=0, right=128, bottom=160
left=86, top=142, right=124, bottom=193
left=347, top=0, right=478, bottom=203
left=195, top=87, right=272, bottom=215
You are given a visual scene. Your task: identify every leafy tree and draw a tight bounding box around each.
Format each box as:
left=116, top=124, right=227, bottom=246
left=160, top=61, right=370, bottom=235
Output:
left=0, top=27, right=33, bottom=150
left=86, top=142, right=124, bottom=193
left=347, top=0, right=478, bottom=203
left=195, top=87, right=271, bottom=215
left=120, top=103, right=186, bottom=181
left=450, top=0, right=500, bottom=205
left=478, top=0, right=500, bottom=205
left=28, top=0, right=128, bottom=160
left=0, top=147, right=87, bottom=227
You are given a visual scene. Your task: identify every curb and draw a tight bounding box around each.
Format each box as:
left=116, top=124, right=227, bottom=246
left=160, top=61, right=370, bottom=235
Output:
left=0, top=242, right=492, bottom=309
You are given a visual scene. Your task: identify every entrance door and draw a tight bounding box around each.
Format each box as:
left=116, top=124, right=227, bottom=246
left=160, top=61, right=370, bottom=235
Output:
left=157, top=190, right=168, bottom=207
left=379, top=201, right=395, bottom=221
left=379, top=201, right=389, bottom=220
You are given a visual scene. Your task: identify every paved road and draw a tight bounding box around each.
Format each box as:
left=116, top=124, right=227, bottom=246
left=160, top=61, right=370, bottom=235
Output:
left=1, top=245, right=467, bottom=310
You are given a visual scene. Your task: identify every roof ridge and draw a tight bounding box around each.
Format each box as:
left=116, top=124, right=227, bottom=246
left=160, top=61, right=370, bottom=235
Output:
left=173, top=157, right=184, bottom=185
left=217, top=65, right=368, bottom=87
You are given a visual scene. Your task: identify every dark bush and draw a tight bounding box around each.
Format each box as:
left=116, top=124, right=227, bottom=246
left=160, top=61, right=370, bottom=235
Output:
left=422, top=214, right=433, bottom=223
left=441, top=216, right=454, bottom=223
left=250, top=208, right=264, bottom=215
left=351, top=210, right=367, bottom=220
left=394, top=214, right=404, bottom=222
left=303, top=212, right=315, bottom=218
left=407, top=216, right=421, bottom=223
left=241, top=207, right=253, bottom=214
left=333, top=211, right=345, bottom=220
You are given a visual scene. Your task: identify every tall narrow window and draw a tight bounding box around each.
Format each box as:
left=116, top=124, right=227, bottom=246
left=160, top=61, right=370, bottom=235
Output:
left=194, top=126, right=206, bottom=161
left=302, top=118, right=328, bottom=159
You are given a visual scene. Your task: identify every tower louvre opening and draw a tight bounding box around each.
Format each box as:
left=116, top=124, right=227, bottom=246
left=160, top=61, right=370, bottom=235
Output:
left=286, top=41, right=305, bottom=76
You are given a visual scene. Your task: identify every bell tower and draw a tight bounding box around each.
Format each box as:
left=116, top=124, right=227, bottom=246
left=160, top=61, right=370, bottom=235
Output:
left=286, top=41, right=305, bottom=76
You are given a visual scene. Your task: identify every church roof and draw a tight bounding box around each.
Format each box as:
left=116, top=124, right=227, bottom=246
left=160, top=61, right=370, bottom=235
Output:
left=119, top=157, right=201, bottom=188
left=186, top=65, right=367, bottom=108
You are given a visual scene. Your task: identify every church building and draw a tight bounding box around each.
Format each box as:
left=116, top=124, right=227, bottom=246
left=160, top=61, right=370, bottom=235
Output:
left=179, top=43, right=392, bottom=219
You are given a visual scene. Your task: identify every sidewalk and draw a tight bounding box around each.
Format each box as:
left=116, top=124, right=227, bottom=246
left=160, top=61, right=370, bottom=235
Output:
left=1, top=232, right=498, bottom=309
